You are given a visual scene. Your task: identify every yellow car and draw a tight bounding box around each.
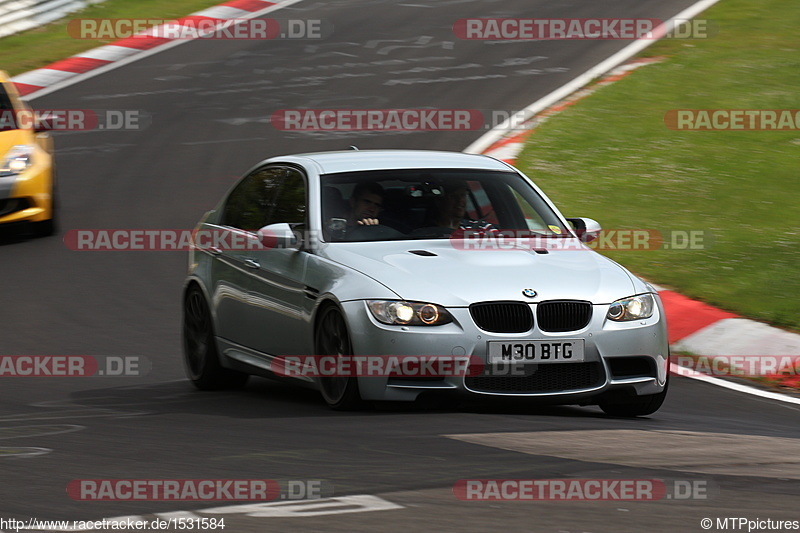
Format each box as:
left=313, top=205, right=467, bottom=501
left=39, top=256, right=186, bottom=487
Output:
left=0, top=70, right=55, bottom=236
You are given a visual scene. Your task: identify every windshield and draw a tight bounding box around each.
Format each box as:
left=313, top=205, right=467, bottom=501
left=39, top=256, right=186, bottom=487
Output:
left=320, top=169, right=567, bottom=242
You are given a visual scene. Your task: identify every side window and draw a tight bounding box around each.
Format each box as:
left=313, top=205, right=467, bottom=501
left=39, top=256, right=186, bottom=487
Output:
left=266, top=167, right=306, bottom=226
left=221, top=167, right=306, bottom=231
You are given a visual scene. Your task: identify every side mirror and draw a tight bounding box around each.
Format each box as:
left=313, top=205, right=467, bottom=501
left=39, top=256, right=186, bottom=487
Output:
left=566, top=217, right=602, bottom=243
left=257, top=223, right=299, bottom=249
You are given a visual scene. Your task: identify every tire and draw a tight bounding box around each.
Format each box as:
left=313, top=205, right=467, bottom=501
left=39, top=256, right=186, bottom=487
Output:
left=32, top=217, right=55, bottom=237
left=315, top=305, right=364, bottom=410
left=32, top=184, right=57, bottom=237
left=599, top=374, right=669, bottom=417
left=183, top=285, right=249, bottom=390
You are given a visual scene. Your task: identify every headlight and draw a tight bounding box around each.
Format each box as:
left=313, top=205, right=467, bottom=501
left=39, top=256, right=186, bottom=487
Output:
left=607, top=293, right=655, bottom=321
left=0, top=145, right=34, bottom=177
left=367, top=300, right=453, bottom=326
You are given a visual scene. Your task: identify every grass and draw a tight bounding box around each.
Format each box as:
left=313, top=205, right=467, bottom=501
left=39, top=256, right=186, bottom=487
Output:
left=516, top=0, right=800, bottom=332
left=0, top=0, right=229, bottom=76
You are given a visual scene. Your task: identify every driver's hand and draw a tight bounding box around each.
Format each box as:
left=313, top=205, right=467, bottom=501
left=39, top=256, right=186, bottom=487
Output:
left=357, top=218, right=380, bottom=226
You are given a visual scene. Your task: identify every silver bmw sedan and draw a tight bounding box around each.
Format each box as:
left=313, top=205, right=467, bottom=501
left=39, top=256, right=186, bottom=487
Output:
left=183, top=149, right=669, bottom=416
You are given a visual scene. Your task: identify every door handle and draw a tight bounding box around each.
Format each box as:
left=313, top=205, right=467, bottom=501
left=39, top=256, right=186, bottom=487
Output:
left=208, top=247, right=222, bottom=256
left=243, top=258, right=260, bottom=269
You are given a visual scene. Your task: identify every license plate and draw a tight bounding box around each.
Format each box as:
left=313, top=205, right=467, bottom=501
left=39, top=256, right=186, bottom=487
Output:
left=488, top=339, right=585, bottom=364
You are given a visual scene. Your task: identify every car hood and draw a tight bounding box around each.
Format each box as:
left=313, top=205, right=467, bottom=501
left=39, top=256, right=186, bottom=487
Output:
left=319, top=239, right=636, bottom=307
left=0, top=128, right=31, bottom=153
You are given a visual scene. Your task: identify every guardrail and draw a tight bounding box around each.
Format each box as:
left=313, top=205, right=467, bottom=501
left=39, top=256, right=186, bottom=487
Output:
left=0, top=0, right=106, bottom=39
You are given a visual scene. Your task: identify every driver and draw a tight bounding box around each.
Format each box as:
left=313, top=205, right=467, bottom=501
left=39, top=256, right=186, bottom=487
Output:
left=434, top=181, right=468, bottom=229
left=348, top=182, right=384, bottom=227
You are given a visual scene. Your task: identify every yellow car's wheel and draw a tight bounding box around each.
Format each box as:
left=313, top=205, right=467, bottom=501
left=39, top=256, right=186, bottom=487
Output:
left=32, top=185, right=56, bottom=237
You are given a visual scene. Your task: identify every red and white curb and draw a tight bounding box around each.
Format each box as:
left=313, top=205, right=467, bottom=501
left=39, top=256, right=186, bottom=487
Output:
left=11, top=0, right=302, bottom=99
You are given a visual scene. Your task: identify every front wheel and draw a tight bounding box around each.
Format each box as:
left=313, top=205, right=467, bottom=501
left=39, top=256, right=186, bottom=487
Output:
left=183, top=285, right=249, bottom=390
left=315, top=305, right=364, bottom=410
left=599, top=375, right=669, bottom=417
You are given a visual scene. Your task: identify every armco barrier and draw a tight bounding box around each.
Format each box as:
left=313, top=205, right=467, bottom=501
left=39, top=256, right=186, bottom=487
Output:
left=0, top=0, right=106, bottom=39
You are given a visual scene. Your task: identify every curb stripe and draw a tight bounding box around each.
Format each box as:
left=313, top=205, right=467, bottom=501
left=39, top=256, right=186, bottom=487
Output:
left=42, top=57, right=111, bottom=74
left=111, top=35, right=172, bottom=51
left=10, top=0, right=292, bottom=97
left=75, top=45, right=140, bottom=62
left=12, top=83, right=43, bottom=97
left=191, top=6, right=253, bottom=19
left=222, top=0, right=277, bottom=11
left=659, top=290, right=738, bottom=344
left=12, top=68, right=76, bottom=89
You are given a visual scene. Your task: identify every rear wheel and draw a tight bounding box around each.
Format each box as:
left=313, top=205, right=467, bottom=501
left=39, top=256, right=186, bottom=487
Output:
left=183, top=285, right=248, bottom=390
left=599, top=374, right=669, bottom=417
left=315, top=305, right=363, bottom=410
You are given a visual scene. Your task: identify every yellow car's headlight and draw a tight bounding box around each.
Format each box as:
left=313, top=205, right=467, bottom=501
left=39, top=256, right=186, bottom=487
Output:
left=0, top=145, right=34, bottom=176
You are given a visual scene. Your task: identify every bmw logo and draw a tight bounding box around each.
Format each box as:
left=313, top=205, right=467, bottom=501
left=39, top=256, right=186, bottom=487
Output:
left=522, top=289, right=537, bottom=298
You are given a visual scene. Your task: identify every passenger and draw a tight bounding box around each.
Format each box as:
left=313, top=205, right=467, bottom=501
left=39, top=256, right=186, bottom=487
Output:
left=348, top=182, right=384, bottom=227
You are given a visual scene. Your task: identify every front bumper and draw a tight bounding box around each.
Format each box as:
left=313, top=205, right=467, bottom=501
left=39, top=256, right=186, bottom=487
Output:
left=338, top=297, right=669, bottom=403
left=0, top=164, right=54, bottom=225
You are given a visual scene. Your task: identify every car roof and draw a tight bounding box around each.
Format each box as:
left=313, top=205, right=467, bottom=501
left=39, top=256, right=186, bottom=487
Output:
left=270, top=149, right=514, bottom=174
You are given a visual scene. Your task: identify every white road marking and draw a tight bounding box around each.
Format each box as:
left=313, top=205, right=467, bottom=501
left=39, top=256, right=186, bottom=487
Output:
left=155, top=511, right=201, bottom=519
left=0, top=447, right=52, bottom=458
left=201, top=495, right=404, bottom=517
left=0, top=424, right=84, bottom=440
